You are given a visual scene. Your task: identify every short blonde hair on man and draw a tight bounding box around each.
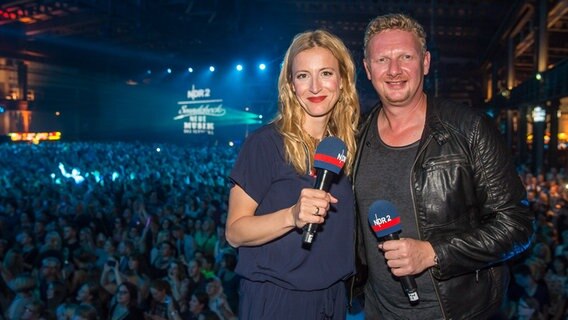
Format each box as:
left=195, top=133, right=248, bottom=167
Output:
left=364, top=13, right=427, bottom=58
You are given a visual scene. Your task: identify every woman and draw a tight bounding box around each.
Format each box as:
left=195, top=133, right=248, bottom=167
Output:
left=144, top=279, right=180, bottom=320
left=123, top=253, right=150, bottom=305
left=226, top=29, right=359, bottom=319
left=75, top=281, right=102, bottom=317
left=205, top=277, right=236, bottom=320
left=163, top=260, right=190, bottom=313
left=108, top=282, right=143, bottom=320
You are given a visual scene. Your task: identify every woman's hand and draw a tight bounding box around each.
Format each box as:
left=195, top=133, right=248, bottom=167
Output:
left=290, top=188, right=337, bottom=228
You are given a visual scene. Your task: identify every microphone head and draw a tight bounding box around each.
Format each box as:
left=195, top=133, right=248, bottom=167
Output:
left=314, top=136, right=347, bottom=174
left=367, top=200, right=401, bottom=238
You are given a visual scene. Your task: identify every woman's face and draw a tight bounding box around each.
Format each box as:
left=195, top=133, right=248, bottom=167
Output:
left=128, top=257, right=139, bottom=270
left=76, top=284, right=90, bottom=302
left=189, top=295, right=203, bottom=314
left=206, top=280, right=220, bottom=296
left=116, top=285, right=131, bottom=305
left=291, top=46, right=342, bottom=120
left=150, top=288, right=166, bottom=302
left=168, top=263, right=180, bottom=277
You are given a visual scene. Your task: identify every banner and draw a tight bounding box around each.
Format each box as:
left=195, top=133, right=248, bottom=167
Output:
left=173, top=84, right=226, bottom=135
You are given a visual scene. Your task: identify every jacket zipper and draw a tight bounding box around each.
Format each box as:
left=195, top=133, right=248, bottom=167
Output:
left=348, top=105, right=378, bottom=311
left=411, top=134, right=448, bottom=319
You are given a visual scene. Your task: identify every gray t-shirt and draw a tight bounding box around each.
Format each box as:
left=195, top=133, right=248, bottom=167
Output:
left=355, top=112, right=442, bottom=319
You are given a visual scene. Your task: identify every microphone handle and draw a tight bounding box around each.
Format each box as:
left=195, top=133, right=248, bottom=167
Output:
left=302, top=169, right=336, bottom=245
left=384, top=233, right=420, bottom=304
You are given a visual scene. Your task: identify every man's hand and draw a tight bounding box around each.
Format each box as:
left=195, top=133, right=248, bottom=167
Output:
left=378, top=238, right=436, bottom=276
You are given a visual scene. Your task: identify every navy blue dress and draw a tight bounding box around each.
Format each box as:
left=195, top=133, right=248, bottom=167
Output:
left=229, top=124, right=355, bottom=319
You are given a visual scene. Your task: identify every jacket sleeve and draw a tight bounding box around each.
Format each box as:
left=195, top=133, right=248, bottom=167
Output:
left=430, top=114, right=534, bottom=280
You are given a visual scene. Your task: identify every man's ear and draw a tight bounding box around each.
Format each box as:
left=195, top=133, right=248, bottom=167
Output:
left=363, top=59, right=372, bottom=80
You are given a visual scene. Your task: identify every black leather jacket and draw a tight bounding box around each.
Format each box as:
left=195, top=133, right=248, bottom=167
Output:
left=352, top=98, right=534, bottom=319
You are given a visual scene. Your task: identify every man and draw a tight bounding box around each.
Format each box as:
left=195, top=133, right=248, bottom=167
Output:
left=353, top=13, right=534, bottom=319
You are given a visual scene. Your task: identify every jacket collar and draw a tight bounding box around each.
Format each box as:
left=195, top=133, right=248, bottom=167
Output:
left=422, top=96, right=450, bottom=146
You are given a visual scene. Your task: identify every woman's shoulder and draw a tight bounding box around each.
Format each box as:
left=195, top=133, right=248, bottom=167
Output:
left=241, top=124, right=281, bottom=147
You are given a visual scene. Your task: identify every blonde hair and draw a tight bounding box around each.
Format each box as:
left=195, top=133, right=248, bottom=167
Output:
left=364, top=13, right=427, bottom=59
left=275, top=30, right=359, bottom=176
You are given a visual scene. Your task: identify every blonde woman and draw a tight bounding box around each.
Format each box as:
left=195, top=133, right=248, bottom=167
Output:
left=226, top=29, right=359, bottom=319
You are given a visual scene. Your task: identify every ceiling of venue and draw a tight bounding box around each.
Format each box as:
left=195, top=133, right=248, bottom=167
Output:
left=0, top=0, right=566, bottom=105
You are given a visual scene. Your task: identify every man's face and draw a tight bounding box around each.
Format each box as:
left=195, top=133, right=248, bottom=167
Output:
left=364, top=29, right=430, bottom=108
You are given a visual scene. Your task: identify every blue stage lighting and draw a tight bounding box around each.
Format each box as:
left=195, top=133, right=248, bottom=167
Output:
left=259, top=63, right=266, bottom=70
left=146, top=69, right=152, bottom=75
left=188, top=67, right=194, bottom=73
left=209, top=66, right=215, bottom=72
left=236, top=64, right=243, bottom=71
left=167, top=68, right=172, bottom=74
left=0, top=106, right=4, bottom=113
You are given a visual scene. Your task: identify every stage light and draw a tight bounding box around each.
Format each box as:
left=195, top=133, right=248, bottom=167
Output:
left=209, top=66, right=215, bottom=72
left=188, top=67, right=194, bottom=73
left=259, top=63, right=266, bottom=70
left=167, top=68, right=172, bottom=74
left=146, top=69, right=152, bottom=75
left=236, top=64, right=243, bottom=71
left=228, top=141, right=235, bottom=147
left=0, top=106, right=4, bottom=113
left=259, top=115, right=263, bottom=119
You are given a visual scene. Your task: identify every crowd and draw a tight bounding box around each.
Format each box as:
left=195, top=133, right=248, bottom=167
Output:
left=503, top=166, right=568, bottom=320
left=0, top=141, right=566, bottom=319
left=0, top=141, right=239, bottom=320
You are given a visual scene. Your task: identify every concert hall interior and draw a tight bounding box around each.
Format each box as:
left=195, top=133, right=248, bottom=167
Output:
left=0, top=0, right=567, bottom=319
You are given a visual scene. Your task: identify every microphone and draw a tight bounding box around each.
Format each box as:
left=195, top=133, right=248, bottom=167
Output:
left=302, top=136, right=347, bottom=246
left=367, top=200, right=420, bottom=304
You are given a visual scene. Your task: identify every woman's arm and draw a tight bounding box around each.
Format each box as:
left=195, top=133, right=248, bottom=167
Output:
left=225, top=185, right=336, bottom=247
